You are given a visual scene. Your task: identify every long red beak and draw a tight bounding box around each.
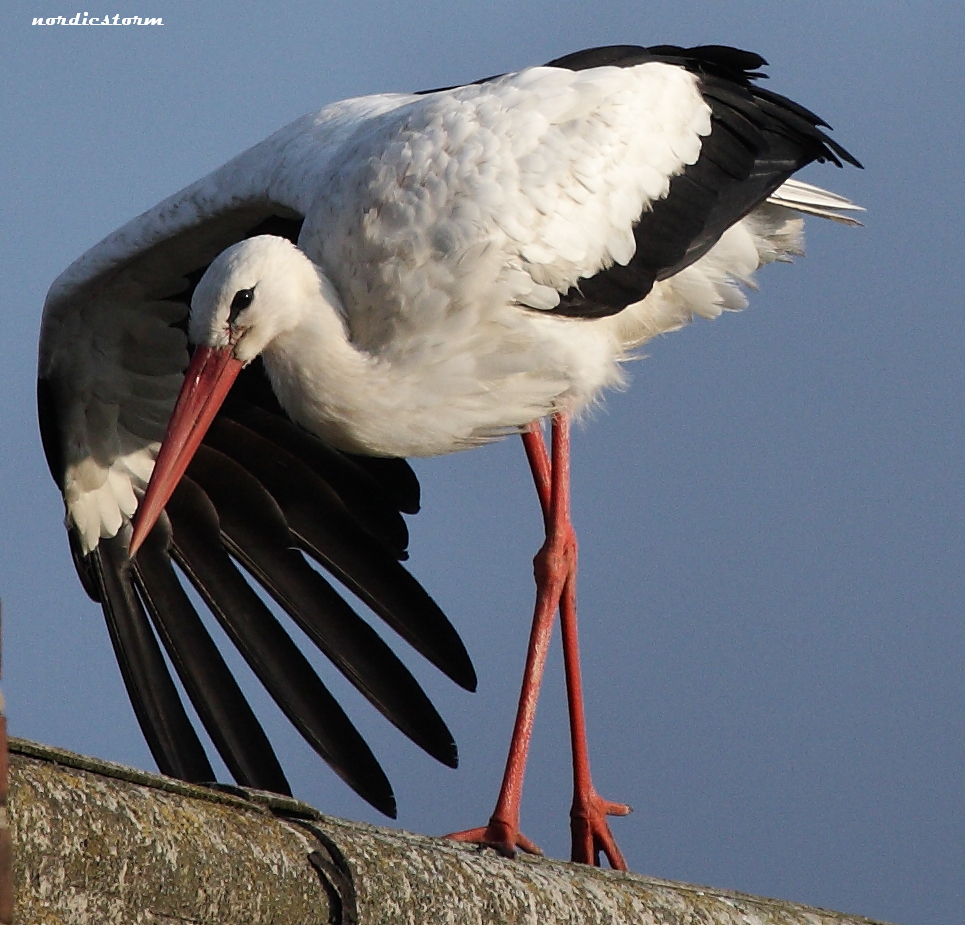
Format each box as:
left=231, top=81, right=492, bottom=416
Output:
left=129, top=345, right=243, bottom=557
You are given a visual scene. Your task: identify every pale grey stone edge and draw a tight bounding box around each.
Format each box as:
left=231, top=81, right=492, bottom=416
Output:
left=10, top=737, right=895, bottom=925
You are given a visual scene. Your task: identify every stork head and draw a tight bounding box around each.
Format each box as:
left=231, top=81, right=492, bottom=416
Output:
left=129, top=234, right=318, bottom=556
left=190, top=235, right=317, bottom=363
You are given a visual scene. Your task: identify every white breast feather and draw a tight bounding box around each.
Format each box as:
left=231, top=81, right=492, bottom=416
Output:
left=275, top=63, right=715, bottom=455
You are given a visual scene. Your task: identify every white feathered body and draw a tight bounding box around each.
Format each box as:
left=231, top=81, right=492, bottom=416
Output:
left=39, top=57, right=859, bottom=550
left=226, top=64, right=798, bottom=457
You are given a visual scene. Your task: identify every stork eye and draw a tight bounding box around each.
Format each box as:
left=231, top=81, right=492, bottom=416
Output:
left=228, top=287, right=254, bottom=324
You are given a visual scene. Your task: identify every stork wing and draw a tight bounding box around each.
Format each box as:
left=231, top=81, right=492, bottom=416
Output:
left=38, top=119, right=475, bottom=816
left=323, top=44, right=860, bottom=351
left=539, top=45, right=862, bottom=318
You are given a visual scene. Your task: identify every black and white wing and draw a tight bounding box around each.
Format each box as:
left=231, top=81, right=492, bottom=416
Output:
left=535, top=45, right=862, bottom=319
left=38, top=133, right=476, bottom=816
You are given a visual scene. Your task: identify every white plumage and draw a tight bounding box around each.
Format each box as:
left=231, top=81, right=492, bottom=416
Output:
left=37, top=44, right=861, bottom=848
left=41, top=59, right=859, bottom=551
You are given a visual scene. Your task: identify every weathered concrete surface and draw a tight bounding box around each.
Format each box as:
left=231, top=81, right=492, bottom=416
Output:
left=323, top=815, right=894, bottom=925
left=10, top=738, right=894, bottom=925
left=11, top=739, right=331, bottom=924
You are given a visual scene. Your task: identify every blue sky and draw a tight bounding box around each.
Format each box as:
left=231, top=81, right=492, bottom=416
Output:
left=2, top=3, right=963, bottom=923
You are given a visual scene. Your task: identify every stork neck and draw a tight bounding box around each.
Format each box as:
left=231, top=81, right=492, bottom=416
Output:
left=258, top=272, right=391, bottom=453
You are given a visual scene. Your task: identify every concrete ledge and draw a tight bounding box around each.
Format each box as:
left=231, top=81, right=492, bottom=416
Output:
left=10, top=738, right=892, bottom=925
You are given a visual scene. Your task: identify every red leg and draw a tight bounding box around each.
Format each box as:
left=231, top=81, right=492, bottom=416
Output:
left=542, top=416, right=631, bottom=868
left=445, top=423, right=559, bottom=857
left=557, top=542, right=632, bottom=868
left=447, top=414, right=629, bottom=867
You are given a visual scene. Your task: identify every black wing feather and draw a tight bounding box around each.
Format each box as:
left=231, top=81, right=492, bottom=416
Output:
left=221, top=386, right=410, bottom=558
left=226, top=359, right=421, bottom=517
left=166, top=476, right=398, bottom=815
left=131, top=517, right=292, bottom=795
left=90, top=533, right=215, bottom=783
left=548, top=44, right=860, bottom=319
left=42, top=210, right=475, bottom=815
left=200, top=413, right=477, bottom=693
left=184, top=444, right=460, bottom=768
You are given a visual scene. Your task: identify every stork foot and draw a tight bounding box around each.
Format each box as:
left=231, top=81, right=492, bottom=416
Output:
left=570, top=788, right=632, bottom=870
left=444, top=819, right=542, bottom=859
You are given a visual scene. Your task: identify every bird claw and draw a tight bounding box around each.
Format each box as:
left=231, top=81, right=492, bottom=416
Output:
left=444, top=820, right=543, bottom=859
left=569, top=789, right=632, bottom=870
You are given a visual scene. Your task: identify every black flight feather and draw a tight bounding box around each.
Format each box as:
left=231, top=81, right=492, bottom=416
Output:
left=227, top=358, right=421, bottom=518
left=40, top=208, right=475, bottom=814
left=220, top=384, right=410, bottom=559
left=166, top=475, right=398, bottom=816
left=183, top=444, right=459, bottom=768
left=90, top=533, right=215, bottom=783
left=131, top=517, right=292, bottom=795
left=200, top=414, right=477, bottom=693
left=545, top=44, right=861, bottom=319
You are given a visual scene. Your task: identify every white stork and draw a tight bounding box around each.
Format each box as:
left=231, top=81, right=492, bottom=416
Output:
left=39, top=44, right=861, bottom=867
